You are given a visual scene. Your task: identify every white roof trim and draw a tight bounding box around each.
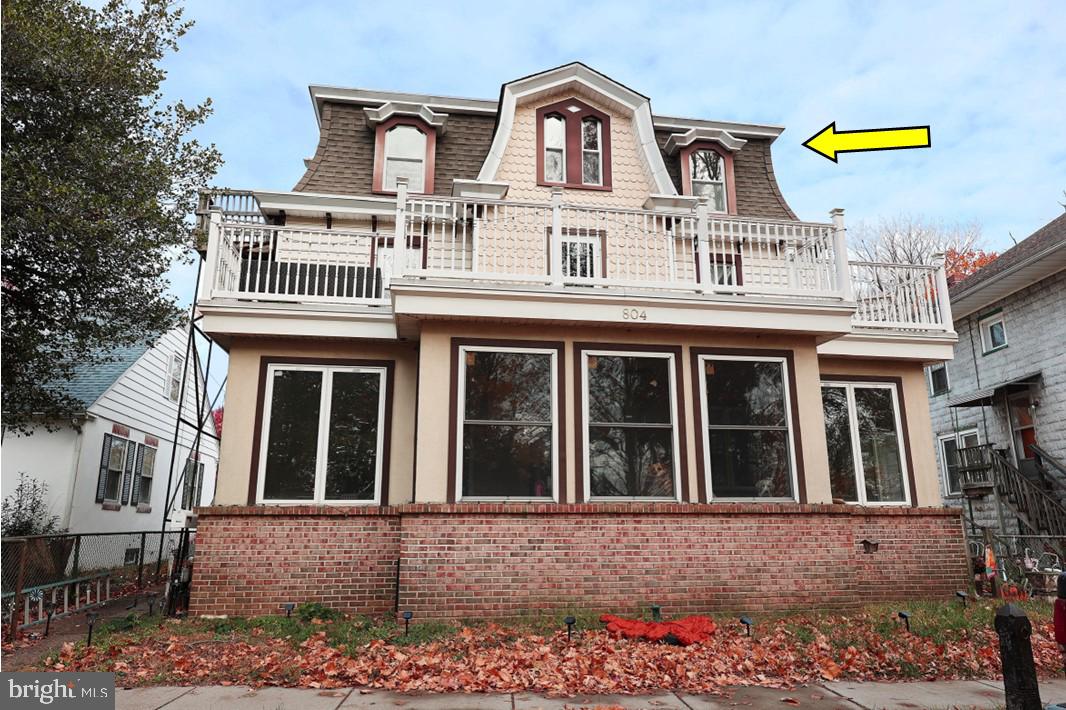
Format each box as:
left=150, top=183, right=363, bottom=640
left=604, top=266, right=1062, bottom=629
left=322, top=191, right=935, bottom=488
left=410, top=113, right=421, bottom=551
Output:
left=663, top=127, right=747, bottom=154
left=950, top=239, right=1066, bottom=319
left=253, top=189, right=396, bottom=217
left=652, top=115, right=785, bottom=140
left=363, top=102, right=448, bottom=133
left=476, top=63, right=677, bottom=195
left=643, top=194, right=699, bottom=213
left=308, top=85, right=496, bottom=126
left=451, top=179, right=509, bottom=199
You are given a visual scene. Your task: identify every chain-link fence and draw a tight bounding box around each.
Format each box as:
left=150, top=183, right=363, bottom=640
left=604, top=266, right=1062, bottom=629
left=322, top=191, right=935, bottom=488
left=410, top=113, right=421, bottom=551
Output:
left=2, top=529, right=192, bottom=632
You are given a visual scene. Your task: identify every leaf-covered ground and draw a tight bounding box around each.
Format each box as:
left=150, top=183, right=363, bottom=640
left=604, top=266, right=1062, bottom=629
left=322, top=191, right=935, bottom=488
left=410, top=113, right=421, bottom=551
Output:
left=37, top=601, right=1061, bottom=695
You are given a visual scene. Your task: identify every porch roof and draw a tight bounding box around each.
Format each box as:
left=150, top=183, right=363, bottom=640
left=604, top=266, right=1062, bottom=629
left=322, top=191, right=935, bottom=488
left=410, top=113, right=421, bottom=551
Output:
left=947, top=370, right=1042, bottom=408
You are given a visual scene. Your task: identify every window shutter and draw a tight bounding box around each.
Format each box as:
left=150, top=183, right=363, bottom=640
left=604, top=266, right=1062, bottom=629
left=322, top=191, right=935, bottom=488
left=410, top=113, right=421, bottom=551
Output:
left=181, top=461, right=193, bottom=509
left=193, top=463, right=204, bottom=508
left=130, top=444, right=145, bottom=505
left=96, top=434, right=113, bottom=503
left=121, top=441, right=136, bottom=505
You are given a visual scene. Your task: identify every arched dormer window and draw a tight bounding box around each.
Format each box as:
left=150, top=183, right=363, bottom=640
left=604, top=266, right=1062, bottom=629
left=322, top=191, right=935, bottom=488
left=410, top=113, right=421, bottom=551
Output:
left=679, top=142, right=736, bottom=214
left=536, top=99, right=612, bottom=190
left=372, top=117, right=436, bottom=194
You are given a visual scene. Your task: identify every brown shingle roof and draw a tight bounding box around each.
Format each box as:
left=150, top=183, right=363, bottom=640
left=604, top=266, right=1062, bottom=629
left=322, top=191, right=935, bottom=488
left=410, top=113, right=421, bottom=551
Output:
left=949, top=212, right=1066, bottom=299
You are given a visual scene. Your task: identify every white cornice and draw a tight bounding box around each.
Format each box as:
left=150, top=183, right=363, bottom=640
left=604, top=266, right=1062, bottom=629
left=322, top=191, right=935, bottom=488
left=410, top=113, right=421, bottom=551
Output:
left=363, top=101, right=448, bottom=133
left=663, top=127, right=747, bottom=154
left=652, top=115, right=785, bottom=140
left=308, top=85, right=496, bottom=126
left=451, top=179, right=509, bottom=200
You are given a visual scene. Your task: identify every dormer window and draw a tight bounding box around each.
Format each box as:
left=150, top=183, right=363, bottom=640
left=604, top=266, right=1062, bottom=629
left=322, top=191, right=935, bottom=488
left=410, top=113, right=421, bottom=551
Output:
left=679, top=142, right=737, bottom=215
left=372, top=117, right=436, bottom=194
left=536, top=99, right=612, bottom=190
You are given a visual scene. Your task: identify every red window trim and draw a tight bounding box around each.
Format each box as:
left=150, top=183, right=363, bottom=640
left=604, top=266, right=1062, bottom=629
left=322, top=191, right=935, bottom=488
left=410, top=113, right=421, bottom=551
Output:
left=372, top=116, right=436, bottom=196
left=679, top=142, right=737, bottom=215
left=535, top=98, right=612, bottom=191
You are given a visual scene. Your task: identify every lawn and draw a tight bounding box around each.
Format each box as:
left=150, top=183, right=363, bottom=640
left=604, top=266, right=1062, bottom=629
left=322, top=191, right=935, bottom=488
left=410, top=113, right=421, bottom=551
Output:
left=37, top=600, right=1061, bottom=694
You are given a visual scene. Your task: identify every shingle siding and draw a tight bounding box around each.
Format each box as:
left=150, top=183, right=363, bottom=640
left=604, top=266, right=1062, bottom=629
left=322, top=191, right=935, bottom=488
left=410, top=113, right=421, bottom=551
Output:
left=928, top=268, right=1066, bottom=529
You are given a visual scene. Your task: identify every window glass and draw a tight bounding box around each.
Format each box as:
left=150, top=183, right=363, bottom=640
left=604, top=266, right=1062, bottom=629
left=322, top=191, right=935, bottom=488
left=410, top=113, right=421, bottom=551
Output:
left=587, top=355, right=675, bottom=498
left=544, top=115, right=566, bottom=183
left=988, top=320, right=1007, bottom=349
left=325, top=372, right=381, bottom=500
left=139, top=447, right=156, bottom=503
left=462, top=350, right=553, bottom=498
left=263, top=369, right=322, bottom=500
left=581, top=118, right=602, bottom=185
left=941, top=432, right=979, bottom=495
left=105, top=438, right=127, bottom=501
left=855, top=387, right=906, bottom=503
left=929, top=364, right=949, bottom=395
left=822, top=386, right=858, bottom=502
left=167, top=354, right=183, bottom=402
left=690, top=150, right=726, bottom=212
left=384, top=125, right=426, bottom=192
left=703, top=358, right=793, bottom=498
left=562, top=237, right=599, bottom=278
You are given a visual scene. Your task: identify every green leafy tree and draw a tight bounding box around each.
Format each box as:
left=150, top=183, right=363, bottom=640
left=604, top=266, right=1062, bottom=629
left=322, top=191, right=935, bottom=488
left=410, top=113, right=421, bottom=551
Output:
left=2, top=0, right=221, bottom=431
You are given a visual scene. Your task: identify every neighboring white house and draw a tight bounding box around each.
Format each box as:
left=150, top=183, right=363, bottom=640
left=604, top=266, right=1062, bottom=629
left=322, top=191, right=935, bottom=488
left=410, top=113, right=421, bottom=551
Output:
left=1, top=328, right=219, bottom=533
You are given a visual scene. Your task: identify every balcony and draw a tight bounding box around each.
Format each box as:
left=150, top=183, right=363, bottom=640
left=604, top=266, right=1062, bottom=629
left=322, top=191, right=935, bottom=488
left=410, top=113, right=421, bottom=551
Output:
left=196, top=187, right=954, bottom=342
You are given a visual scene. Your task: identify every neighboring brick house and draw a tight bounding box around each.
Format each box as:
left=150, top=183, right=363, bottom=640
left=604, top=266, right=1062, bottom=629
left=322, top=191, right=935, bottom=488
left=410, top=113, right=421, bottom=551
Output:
left=927, top=213, right=1066, bottom=537
left=191, top=63, right=968, bottom=619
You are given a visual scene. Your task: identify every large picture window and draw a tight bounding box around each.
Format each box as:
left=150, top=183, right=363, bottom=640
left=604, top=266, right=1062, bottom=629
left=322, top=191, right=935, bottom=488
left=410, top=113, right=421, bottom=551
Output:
left=257, top=363, right=387, bottom=504
left=821, top=382, right=910, bottom=505
left=582, top=351, right=679, bottom=500
left=458, top=346, right=557, bottom=500
left=698, top=355, right=796, bottom=500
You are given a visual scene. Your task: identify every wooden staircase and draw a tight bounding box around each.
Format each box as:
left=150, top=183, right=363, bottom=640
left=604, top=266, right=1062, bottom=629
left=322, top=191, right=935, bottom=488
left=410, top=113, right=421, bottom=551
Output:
left=958, top=444, right=1066, bottom=539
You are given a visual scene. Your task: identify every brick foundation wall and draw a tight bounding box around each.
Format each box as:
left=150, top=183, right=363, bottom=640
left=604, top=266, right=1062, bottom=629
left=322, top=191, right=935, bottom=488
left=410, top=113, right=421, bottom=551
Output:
left=191, top=504, right=968, bottom=619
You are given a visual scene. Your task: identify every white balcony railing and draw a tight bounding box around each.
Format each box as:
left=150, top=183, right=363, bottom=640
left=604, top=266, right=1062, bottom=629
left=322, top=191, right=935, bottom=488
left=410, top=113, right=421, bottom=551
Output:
left=199, top=183, right=953, bottom=333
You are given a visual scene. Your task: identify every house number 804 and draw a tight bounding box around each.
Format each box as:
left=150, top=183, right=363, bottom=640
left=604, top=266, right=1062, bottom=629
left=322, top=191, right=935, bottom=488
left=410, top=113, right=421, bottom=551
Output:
left=621, top=308, right=647, bottom=321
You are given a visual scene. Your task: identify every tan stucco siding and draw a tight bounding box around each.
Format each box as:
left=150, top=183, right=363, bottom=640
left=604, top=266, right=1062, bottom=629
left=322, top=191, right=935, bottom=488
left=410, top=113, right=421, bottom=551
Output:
left=495, top=90, right=655, bottom=209
left=412, top=322, right=832, bottom=505
left=215, top=337, right=418, bottom=506
left=817, top=357, right=943, bottom=508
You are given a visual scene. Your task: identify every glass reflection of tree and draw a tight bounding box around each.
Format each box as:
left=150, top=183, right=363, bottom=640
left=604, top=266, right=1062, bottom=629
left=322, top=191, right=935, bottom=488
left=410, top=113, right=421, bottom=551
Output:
left=325, top=372, right=380, bottom=500
left=264, top=370, right=322, bottom=500
left=821, top=387, right=858, bottom=501
left=854, top=388, right=903, bottom=502
left=588, top=356, right=673, bottom=497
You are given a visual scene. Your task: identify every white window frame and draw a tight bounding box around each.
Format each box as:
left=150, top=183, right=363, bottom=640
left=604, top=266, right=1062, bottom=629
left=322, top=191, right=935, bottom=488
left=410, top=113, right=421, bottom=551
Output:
left=581, top=350, right=681, bottom=502
left=103, top=436, right=131, bottom=504
left=543, top=114, right=567, bottom=184
left=928, top=362, right=950, bottom=396
left=698, top=354, right=799, bottom=502
left=820, top=381, right=911, bottom=506
left=690, top=149, right=728, bottom=213
left=580, top=117, right=603, bottom=186
left=979, top=314, right=1008, bottom=353
left=383, top=124, right=427, bottom=193
left=255, top=363, right=388, bottom=506
left=561, top=233, right=602, bottom=279
left=165, top=353, right=184, bottom=403
left=456, top=345, right=559, bottom=502
left=938, top=428, right=981, bottom=497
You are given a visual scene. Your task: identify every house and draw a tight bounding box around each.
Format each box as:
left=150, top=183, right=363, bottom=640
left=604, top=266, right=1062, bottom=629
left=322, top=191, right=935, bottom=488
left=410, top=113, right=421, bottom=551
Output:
left=926, top=213, right=1066, bottom=544
left=1, top=328, right=220, bottom=535
left=191, top=63, right=968, bottom=619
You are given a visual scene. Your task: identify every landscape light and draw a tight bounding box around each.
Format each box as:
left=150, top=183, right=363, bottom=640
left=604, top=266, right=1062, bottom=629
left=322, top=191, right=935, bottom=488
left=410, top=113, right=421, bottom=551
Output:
left=86, top=611, right=99, bottom=647
left=739, top=616, right=754, bottom=638
left=956, top=591, right=968, bottom=605
left=44, top=602, right=56, bottom=637
left=650, top=604, right=662, bottom=622
left=126, top=595, right=140, bottom=611
left=146, top=592, right=158, bottom=616
left=897, top=611, right=911, bottom=632
left=280, top=603, right=296, bottom=618
left=564, top=615, right=576, bottom=641
left=402, top=610, right=413, bottom=636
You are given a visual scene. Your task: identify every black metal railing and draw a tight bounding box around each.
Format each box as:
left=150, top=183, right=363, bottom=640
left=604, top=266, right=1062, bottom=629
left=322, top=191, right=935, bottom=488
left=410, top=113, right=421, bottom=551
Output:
left=960, top=444, right=1066, bottom=538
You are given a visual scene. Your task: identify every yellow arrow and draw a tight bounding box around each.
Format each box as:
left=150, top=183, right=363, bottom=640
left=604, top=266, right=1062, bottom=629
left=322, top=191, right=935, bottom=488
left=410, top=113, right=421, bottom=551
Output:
left=803, top=122, right=931, bottom=162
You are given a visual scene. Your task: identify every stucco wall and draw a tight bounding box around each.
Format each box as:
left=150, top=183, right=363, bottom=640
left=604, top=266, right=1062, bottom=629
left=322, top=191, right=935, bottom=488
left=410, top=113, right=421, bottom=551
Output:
left=214, top=337, right=418, bottom=506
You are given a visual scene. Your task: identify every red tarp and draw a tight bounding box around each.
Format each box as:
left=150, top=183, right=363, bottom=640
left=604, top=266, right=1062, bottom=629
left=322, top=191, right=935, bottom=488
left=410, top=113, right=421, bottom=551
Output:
left=600, top=614, right=718, bottom=646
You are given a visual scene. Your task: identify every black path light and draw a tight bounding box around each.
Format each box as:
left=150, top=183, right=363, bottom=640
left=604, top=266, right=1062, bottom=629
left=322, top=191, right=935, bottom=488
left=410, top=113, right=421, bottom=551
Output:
left=956, top=590, right=969, bottom=606
left=43, top=602, right=57, bottom=637
left=564, top=615, right=576, bottom=641
left=897, top=611, right=911, bottom=632
left=650, top=604, right=662, bottom=622
left=402, top=610, right=413, bottom=637
left=739, top=616, right=754, bottom=638
left=281, top=603, right=296, bottom=618
left=85, top=611, right=99, bottom=647
left=126, top=595, right=140, bottom=611
left=146, top=592, right=158, bottom=616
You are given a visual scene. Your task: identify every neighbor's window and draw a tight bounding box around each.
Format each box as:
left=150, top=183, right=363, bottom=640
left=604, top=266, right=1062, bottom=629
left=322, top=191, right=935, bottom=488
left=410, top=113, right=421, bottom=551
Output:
left=536, top=99, right=611, bottom=189
left=165, top=353, right=184, bottom=402
left=544, top=114, right=566, bottom=183
left=700, top=356, right=795, bottom=499
left=928, top=363, right=949, bottom=396
left=459, top=347, right=556, bottom=500
left=383, top=124, right=427, bottom=193
left=131, top=444, right=156, bottom=508
left=181, top=458, right=205, bottom=510
left=980, top=314, right=1008, bottom=353
left=257, top=364, right=387, bottom=504
left=821, top=382, right=910, bottom=505
left=96, top=434, right=131, bottom=504
left=584, top=352, right=678, bottom=499
left=690, top=149, right=727, bottom=212
left=939, top=430, right=980, bottom=496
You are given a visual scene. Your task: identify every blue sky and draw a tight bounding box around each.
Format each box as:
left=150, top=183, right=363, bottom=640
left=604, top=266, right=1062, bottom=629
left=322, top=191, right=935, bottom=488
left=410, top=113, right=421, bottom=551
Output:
left=162, top=0, right=1066, bottom=307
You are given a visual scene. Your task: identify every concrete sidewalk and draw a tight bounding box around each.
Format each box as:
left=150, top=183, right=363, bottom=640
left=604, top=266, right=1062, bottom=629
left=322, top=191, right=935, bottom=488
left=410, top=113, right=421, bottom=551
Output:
left=117, top=679, right=1066, bottom=709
